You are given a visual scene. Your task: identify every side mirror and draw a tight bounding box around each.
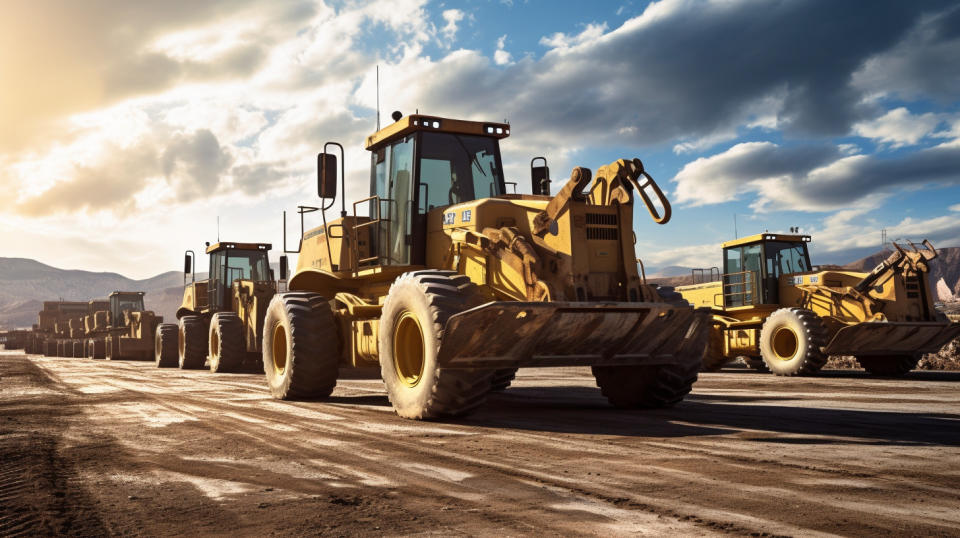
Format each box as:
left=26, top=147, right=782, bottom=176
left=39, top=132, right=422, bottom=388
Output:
left=318, top=152, right=338, bottom=199
left=184, top=254, right=192, bottom=275
left=279, top=255, right=288, bottom=280
left=531, top=157, right=550, bottom=195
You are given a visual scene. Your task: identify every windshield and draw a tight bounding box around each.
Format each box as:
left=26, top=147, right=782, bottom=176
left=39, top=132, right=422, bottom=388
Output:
left=225, top=250, right=270, bottom=282
left=110, top=295, right=144, bottom=323
left=418, top=131, right=504, bottom=211
left=764, top=241, right=810, bottom=278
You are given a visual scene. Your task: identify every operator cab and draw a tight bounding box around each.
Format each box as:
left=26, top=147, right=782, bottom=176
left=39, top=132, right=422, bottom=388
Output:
left=363, top=115, right=510, bottom=266
left=204, top=242, right=272, bottom=312
left=722, top=233, right=812, bottom=307
left=108, top=291, right=145, bottom=325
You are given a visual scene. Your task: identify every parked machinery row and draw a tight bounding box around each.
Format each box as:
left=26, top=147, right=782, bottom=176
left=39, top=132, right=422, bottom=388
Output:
left=11, top=112, right=957, bottom=420
left=12, top=294, right=161, bottom=360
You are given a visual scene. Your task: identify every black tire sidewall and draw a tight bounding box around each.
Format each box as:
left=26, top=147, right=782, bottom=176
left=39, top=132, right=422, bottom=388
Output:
left=379, top=281, right=442, bottom=419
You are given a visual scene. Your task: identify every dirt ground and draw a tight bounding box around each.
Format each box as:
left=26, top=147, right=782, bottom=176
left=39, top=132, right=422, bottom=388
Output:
left=2, top=350, right=960, bottom=537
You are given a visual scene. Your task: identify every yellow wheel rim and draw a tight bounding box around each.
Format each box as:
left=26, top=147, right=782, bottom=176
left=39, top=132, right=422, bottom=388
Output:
left=772, top=326, right=799, bottom=361
left=393, top=311, right=425, bottom=387
left=272, top=324, right=287, bottom=375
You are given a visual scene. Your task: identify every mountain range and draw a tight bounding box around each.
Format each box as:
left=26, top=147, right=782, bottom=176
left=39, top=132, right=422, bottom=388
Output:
left=1, top=247, right=958, bottom=329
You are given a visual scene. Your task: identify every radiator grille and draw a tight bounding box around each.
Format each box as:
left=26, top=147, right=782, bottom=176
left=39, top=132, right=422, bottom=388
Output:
left=586, top=227, right=618, bottom=240
left=586, top=213, right=617, bottom=226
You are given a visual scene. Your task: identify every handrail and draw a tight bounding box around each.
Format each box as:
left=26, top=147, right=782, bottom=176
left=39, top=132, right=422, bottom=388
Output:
left=721, top=270, right=760, bottom=306
left=691, top=267, right=721, bottom=285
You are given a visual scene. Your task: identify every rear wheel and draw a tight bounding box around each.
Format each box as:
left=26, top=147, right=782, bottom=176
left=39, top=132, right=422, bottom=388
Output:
left=209, top=313, right=244, bottom=373
left=262, top=293, right=340, bottom=399
left=856, top=355, right=920, bottom=377
left=155, top=324, right=178, bottom=367
left=178, top=316, right=206, bottom=369
left=759, top=308, right=828, bottom=376
left=700, top=328, right=729, bottom=372
left=379, top=270, right=493, bottom=420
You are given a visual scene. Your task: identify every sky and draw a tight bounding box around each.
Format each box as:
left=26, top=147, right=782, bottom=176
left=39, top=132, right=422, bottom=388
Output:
left=1, top=0, right=959, bottom=279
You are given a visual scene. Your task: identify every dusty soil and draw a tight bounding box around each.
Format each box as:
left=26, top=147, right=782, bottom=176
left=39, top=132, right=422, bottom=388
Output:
left=2, top=350, right=960, bottom=537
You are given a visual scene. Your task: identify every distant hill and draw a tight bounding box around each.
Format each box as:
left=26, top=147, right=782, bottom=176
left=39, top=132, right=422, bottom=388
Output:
left=0, top=258, right=278, bottom=329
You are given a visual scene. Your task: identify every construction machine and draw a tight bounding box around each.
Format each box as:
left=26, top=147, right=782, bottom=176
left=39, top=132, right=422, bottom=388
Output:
left=154, top=242, right=277, bottom=372
left=264, top=112, right=710, bottom=420
left=677, top=233, right=960, bottom=376
left=88, top=292, right=162, bottom=360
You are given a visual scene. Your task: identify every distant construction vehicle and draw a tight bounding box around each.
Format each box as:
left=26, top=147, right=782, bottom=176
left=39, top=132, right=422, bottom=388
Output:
left=154, top=242, right=277, bottom=372
left=263, top=112, right=709, bottom=420
left=94, top=292, right=163, bottom=360
left=677, top=233, right=960, bottom=376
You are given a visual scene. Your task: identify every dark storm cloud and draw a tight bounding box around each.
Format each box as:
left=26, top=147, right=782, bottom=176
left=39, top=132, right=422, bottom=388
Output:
left=673, top=140, right=960, bottom=211
left=416, top=0, right=956, bottom=147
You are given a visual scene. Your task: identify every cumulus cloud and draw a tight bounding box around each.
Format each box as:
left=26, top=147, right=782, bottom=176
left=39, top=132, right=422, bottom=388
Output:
left=853, top=107, right=942, bottom=148
left=441, top=9, right=465, bottom=44
left=162, top=130, right=234, bottom=200
left=493, top=35, right=512, bottom=65
left=673, top=140, right=960, bottom=212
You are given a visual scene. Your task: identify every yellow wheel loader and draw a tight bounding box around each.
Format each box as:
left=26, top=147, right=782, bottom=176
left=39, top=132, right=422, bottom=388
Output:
left=154, top=242, right=277, bottom=372
left=265, top=112, right=711, bottom=420
left=678, top=233, right=960, bottom=376
left=95, top=292, right=162, bottom=360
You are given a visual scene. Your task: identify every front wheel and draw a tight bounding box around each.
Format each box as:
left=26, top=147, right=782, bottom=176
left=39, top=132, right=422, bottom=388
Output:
left=155, top=324, right=178, bottom=367
left=759, top=308, right=828, bottom=376
left=856, top=355, right=920, bottom=377
left=209, top=313, right=244, bottom=373
left=379, top=270, right=493, bottom=420
left=178, top=316, right=207, bottom=369
left=262, top=293, right=341, bottom=399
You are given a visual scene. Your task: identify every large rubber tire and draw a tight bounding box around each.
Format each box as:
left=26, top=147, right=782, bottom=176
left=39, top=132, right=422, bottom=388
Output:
left=856, top=355, right=920, bottom=377
left=700, top=329, right=729, bottom=372
left=209, top=313, right=244, bottom=373
left=155, top=324, right=178, bottom=367
left=379, top=271, right=494, bottom=420
left=490, top=368, right=518, bottom=392
left=262, top=293, right=341, bottom=399
left=178, top=316, right=207, bottom=369
left=44, top=340, right=55, bottom=356
left=759, top=308, right=828, bottom=376
left=75, top=340, right=85, bottom=358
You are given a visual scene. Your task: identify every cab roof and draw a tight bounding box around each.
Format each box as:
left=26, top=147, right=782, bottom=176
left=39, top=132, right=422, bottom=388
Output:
left=205, top=242, right=272, bottom=254
left=109, top=291, right=145, bottom=297
left=722, top=233, right=811, bottom=249
left=364, top=114, right=510, bottom=151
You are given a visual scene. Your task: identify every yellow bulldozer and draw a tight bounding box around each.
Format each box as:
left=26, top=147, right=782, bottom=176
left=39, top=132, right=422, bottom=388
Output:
left=154, top=242, right=277, bottom=372
left=677, top=233, right=960, bottom=376
left=263, top=112, right=710, bottom=420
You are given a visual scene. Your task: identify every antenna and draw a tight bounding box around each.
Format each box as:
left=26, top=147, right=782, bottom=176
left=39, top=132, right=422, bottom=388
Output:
left=881, top=228, right=887, bottom=250
left=217, top=216, right=220, bottom=242
left=733, top=213, right=738, bottom=239
left=376, top=65, right=380, bottom=131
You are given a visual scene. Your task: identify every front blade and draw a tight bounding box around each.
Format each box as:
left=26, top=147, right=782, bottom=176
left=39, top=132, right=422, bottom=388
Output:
left=824, top=321, right=960, bottom=356
left=437, top=301, right=710, bottom=369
